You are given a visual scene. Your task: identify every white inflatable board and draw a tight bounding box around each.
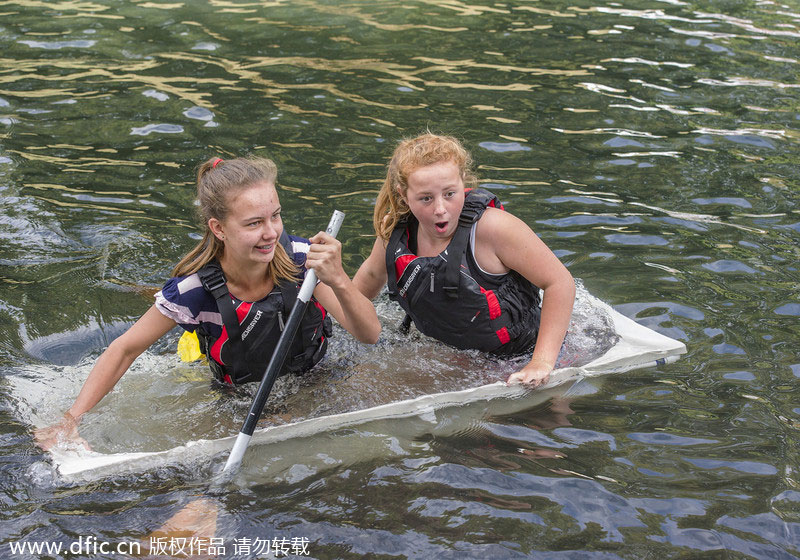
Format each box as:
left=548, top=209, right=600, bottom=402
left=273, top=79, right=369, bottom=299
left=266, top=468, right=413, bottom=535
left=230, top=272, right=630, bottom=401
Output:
left=14, top=293, right=685, bottom=482
left=46, top=299, right=685, bottom=481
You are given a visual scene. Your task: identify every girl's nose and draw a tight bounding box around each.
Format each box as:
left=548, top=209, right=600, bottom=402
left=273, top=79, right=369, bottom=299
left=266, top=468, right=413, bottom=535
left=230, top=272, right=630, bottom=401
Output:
left=262, top=220, right=277, bottom=239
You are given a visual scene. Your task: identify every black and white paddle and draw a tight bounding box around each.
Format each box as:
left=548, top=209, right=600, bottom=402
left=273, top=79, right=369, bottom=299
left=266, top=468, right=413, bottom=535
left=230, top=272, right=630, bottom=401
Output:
left=219, top=210, right=345, bottom=477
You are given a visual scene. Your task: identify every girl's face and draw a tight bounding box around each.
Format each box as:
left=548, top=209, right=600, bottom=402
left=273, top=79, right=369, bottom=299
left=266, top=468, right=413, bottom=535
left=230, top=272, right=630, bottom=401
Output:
left=211, top=181, right=283, bottom=268
left=403, top=160, right=466, bottom=241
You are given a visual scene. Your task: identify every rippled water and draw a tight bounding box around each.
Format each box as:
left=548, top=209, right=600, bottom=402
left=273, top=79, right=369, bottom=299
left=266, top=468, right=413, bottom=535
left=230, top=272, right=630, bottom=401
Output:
left=1, top=0, right=799, bottom=558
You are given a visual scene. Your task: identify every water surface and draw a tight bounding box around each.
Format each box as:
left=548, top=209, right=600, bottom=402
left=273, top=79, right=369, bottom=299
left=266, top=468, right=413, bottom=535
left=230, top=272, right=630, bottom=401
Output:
left=1, top=0, right=799, bottom=558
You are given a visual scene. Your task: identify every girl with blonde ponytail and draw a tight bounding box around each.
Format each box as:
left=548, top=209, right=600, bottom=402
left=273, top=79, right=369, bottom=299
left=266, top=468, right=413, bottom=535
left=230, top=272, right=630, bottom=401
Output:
left=171, top=157, right=298, bottom=285
left=36, top=156, right=380, bottom=451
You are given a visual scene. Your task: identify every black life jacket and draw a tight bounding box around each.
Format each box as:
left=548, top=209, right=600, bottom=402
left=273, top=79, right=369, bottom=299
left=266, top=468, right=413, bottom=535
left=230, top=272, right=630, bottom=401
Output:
left=386, top=188, right=541, bottom=356
left=195, top=231, right=332, bottom=385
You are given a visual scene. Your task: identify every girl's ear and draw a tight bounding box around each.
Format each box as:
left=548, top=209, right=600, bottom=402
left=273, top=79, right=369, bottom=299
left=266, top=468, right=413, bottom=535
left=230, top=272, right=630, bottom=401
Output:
left=208, top=218, right=225, bottom=241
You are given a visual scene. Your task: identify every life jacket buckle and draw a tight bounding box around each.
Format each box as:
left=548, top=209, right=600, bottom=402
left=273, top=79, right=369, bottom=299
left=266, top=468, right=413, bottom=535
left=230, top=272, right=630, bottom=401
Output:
left=458, top=212, right=479, bottom=227
left=458, top=202, right=482, bottom=227
left=197, top=265, right=229, bottom=299
left=203, top=275, right=226, bottom=295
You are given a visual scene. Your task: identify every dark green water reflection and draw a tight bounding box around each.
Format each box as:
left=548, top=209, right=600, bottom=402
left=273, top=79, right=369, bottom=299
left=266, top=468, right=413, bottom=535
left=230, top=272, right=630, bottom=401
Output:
left=1, top=0, right=798, bottom=558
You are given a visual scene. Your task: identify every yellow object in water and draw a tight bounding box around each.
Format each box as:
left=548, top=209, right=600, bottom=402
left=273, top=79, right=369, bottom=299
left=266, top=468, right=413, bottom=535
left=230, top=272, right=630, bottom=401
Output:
left=177, top=330, right=204, bottom=362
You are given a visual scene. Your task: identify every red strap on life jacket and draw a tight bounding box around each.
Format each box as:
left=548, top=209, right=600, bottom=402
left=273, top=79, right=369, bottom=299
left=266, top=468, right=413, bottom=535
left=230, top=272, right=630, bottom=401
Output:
left=481, top=287, right=512, bottom=346
left=480, top=287, right=502, bottom=320
left=496, top=327, right=510, bottom=345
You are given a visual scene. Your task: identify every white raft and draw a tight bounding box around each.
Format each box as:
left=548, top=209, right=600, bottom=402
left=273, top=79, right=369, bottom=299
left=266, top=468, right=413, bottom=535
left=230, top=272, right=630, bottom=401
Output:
left=30, top=295, right=685, bottom=483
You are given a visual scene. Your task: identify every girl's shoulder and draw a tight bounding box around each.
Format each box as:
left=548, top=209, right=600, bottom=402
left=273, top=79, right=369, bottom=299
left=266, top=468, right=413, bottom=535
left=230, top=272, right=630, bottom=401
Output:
left=160, top=272, right=207, bottom=303
left=476, top=205, right=519, bottom=232
left=284, top=233, right=312, bottom=265
left=155, top=272, right=217, bottom=327
left=475, top=205, right=534, bottom=250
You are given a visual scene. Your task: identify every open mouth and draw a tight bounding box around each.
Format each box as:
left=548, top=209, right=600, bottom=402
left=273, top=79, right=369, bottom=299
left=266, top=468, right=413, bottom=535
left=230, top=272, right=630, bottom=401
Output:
left=255, top=243, right=274, bottom=254
left=435, top=221, right=449, bottom=233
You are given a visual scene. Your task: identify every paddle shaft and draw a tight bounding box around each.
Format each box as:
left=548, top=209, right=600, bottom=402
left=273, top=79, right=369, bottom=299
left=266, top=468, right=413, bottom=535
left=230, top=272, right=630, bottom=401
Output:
left=222, top=210, right=345, bottom=474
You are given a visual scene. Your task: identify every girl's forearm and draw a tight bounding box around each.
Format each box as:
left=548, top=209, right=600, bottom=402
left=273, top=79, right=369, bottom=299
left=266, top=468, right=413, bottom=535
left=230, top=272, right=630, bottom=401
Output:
left=529, top=279, right=575, bottom=369
left=329, top=278, right=381, bottom=344
left=67, top=340, right=139, bottom=421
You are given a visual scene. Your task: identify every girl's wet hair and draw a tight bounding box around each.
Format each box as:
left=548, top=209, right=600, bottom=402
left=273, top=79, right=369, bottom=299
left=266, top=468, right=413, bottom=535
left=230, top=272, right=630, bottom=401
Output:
left=373, top=132, right=478, bottom=240
left=172, top=156, right=299, bottom=284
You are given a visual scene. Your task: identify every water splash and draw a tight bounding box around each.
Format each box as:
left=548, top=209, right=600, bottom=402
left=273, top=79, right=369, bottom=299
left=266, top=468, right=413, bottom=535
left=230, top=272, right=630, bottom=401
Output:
left=556, top=279, right=620, bottom=368
left=10, top=279, right=623, bottom=456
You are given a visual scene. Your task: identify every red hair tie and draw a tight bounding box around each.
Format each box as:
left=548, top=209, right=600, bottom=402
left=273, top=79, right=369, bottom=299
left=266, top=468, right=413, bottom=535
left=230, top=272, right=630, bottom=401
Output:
left=212, top=158, right=223, bottom=169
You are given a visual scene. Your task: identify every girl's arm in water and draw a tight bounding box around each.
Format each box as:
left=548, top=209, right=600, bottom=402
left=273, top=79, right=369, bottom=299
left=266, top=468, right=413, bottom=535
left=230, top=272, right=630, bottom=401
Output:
left=475, top=208, right=575, bottom=387
left=306, top=231, right=381, bottom=344
left=34, top=306, right=177, bottom=450
left=353, top=235, right=389, bottom=300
